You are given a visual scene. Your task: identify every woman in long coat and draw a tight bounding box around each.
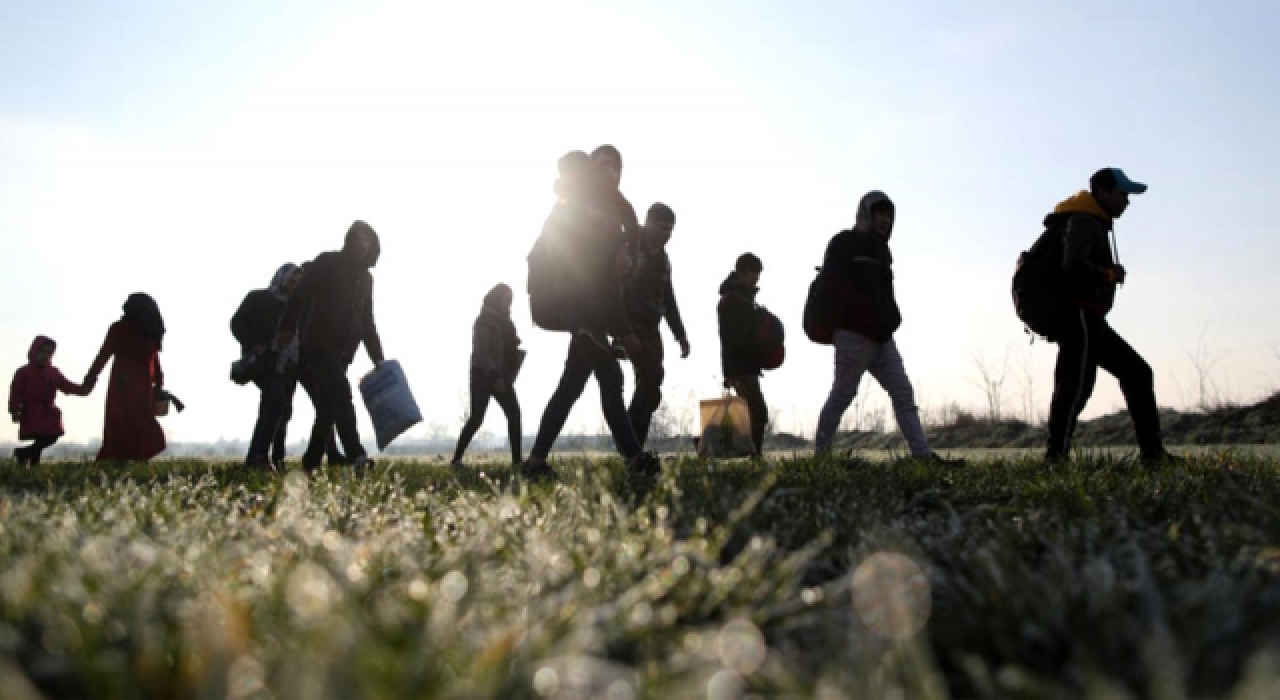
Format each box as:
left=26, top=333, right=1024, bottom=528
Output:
left=84, top=293, right=167, bottom=462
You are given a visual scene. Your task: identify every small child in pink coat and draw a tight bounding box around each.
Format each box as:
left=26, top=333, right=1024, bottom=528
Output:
left=9, top=336, right=90, bottom=466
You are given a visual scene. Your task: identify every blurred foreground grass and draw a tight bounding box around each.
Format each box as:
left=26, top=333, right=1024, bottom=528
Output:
left=1, top=453, right=1278, bottom=699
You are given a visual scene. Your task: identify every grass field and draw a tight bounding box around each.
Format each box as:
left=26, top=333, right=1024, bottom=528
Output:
left=1, top=454, right=1278, bottom=699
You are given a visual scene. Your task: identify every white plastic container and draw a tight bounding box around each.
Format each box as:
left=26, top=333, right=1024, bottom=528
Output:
left=359, top=360, right=423, bottom=450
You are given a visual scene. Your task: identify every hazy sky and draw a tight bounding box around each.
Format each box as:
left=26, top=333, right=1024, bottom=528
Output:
left=3, top=0, right=1278, bottom=448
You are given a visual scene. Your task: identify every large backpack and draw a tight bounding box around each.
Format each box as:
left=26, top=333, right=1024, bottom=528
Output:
left=802, top=266, right=835, bottom=345
left=1012, top=219, right=1068, bottom=340
left=755, top=306, right=786, bottom=370
left=527, top=205, right=597, bottom=332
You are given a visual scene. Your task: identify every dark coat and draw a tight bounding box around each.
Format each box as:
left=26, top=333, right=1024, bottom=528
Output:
left=231, top=290, right=286, bottom=354
left=717, top=271, right=760, bottom=379
left=471, top=305, right=522, bottom=383
left=626, top=245, right=687, bottom=341
left=280, top=227, right=381, bottom=364
left=86, top=320, right=166, bottom=461
left=1050, top=191, right=1119, bottom=315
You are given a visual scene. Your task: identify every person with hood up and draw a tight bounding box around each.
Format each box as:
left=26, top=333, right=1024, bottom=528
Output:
left=718, top=253, right=768, bottom=457
left=521, top=151, right=657, bottom=481
left=451, top=284, right=524, bottom=466
left=277, top=220, right=386, bottom=470
left=1044, top=168, right=1179, bottom=465
left=812, top=191, right=956, bottom=464
left=84, top=293, right=168, bottom=462
left=625, top=202, right=690, bottom=448
left=9, top=336, right=90, bottom=466
left=232, top=263, right=303, bottom=470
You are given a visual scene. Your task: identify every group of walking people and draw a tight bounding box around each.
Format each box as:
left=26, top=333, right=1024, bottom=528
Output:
left=8, top=144, right=1182, bottom=472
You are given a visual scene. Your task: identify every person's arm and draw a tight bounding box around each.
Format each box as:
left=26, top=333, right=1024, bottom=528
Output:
left=54, top=368, right=88, bottom=397
left=663, top=275, right=690, bottom=355
left=153, top=351, right=164, bottom=391
left=1062, top=214, right=1117, bottom=283
left=9, top=369, right=23, bottom=420
left=84, top=324, right=118, bottom=389
left=362, top=283, right=385, bottom=366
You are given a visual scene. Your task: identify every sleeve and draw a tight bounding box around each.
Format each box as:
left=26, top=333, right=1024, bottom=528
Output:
left=8, top=369, right=23, bottom=415
left=153, top=351, right=164, bottom=390
left=54, top=368, right=87, bottom=397
left=663, top=274, right=688, bottom=343
left=1062, top=214, right=1113, bottom=283
left=718, top=297, right=756, bottom=377
left=362, top=279, right=385, bottom=366
left=85, top=325, right=118, bottom=384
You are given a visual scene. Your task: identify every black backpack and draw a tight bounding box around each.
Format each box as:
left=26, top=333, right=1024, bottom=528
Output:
left=1012, top=219, right=1068, bottom=340
left=802, top=267, right=835, bottom=345
left=527, top=205, right=596, bottom=332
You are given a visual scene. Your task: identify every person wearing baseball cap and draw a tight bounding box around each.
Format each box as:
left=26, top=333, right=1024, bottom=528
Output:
left=1043, top=167, right=1181, bottom=466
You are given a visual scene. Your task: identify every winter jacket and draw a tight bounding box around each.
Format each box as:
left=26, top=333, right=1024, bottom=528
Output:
left=280, top=226, right=382, bottom=365
left=821, top=191, right=902, bottom=343
left=86, top=320, right=166, bottom=461
left=625, top=244, right=688, bottom=342
left=471, top=304, right=523, bottom=382
left=9, top=336, right=85, bottom=439
left=718, top=271, right=761, bottom=379
left=1049, top=191, right=1120, bottom=315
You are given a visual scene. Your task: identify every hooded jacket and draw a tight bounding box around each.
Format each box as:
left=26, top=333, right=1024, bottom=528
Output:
left=821, top=191, right=903, bottom=342
left=280, top=223, right=382, bottom=364
left=717, top=271, right=761, bottom=378
left=1048, top=191, right=1119, bottom=315
left=471, top=295, right=523, bottom=383
left=231, top=264, right=299, bottom=355
left=10, top=336, right=86, bottom=439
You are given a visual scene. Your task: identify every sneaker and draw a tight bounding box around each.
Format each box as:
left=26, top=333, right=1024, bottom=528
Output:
left=627, top=451, right=660, bottom=478
left=1140, top=450, right=1187, bottom=467
left=244, top=455, right=274, bottom=471
left=927, top=452, right=965, bottom=468
left=519, top=458, right=556, bottom=482
left=12, top=447, right=28, bottom=467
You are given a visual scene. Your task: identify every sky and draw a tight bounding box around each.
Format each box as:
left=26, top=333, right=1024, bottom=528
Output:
left=2, top=0, right=1279, bottom=449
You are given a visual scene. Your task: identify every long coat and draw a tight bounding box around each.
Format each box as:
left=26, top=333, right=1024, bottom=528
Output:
left=86, top=320, right=166, bottom=461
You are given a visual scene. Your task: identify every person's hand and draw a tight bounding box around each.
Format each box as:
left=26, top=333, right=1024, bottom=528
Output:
left=1111, top=264, right=1127, bottom=285
left=251, top=344, right=267, bottom=356
left=621, top=333, right=643, bottom=359
left=493, top=378, right=508, bottom=394
left=82, top=376, right=96, bottom=394
left=678, top=337, right=691, bottom=359
left=724, top=377, right=741, bottom=394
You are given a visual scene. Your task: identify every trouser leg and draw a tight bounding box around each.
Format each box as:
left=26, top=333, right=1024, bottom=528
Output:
left=530, top=336, right=595, bottom=459
left=1047, top=309, right=1099, bottom=458
left=453, top=373, right=493, bottom=462
left=493, top=387, right=523, bottom=463
left=627, top=324, right=665, bottom=448
left=734, top=375, right=768, bottom=457
left=1091, top=317, right=1165, bottom=457
left=869, top=338, right=931, bottom=457
left=815, top=330, right=877, bottom=454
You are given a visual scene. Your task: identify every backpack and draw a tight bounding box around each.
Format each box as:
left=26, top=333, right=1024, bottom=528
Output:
left=755, top=306, right=786, bottom=370
left=802, top=266, right=835, bottom=345
left=527, top=205, right=589, bottom=332
left=1012, top=219, right=1068, bottom=340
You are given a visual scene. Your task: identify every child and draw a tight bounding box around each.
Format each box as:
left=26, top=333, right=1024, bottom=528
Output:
left=451, top=283, right=524, bottom=467
left=9, top=336, right=89, bottom=466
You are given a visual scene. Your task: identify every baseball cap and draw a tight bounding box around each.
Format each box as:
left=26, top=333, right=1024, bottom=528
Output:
left=1091, top=167, right=1148, bottom=194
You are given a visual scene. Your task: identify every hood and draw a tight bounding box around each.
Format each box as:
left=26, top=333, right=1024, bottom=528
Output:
left=343, top=220, right=382, bottom=268
left=482, top=284, right=513, bottom=316
left=719, top=271, right=758, bottom=298
left=122, top=293, right=166, bottom=350
left=854, top=190, right=895, bottom=238
left=268, top=263, right=300, bottom=301
left=27, top=336, right=55, bottom=364
left=1047, top=190, right=1111, bottom=226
